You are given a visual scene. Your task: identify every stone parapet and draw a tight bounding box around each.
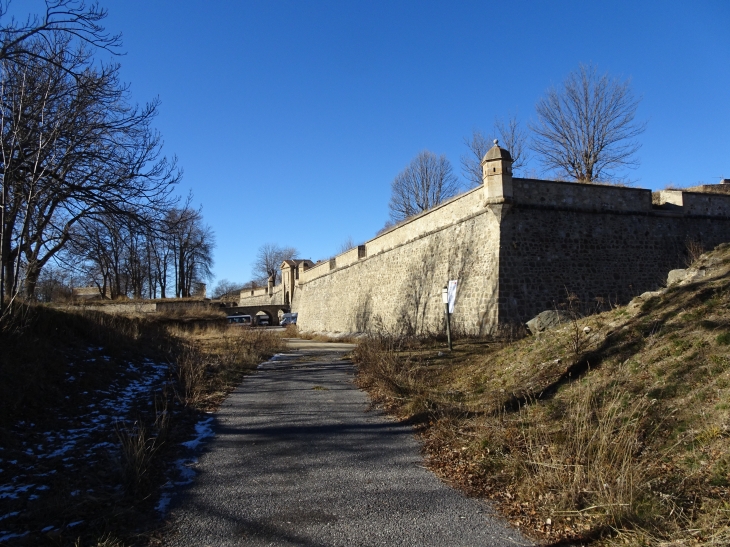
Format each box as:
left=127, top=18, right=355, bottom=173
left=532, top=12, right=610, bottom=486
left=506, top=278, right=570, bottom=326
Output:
left=682, top=192, right=730, bottom=217
left=513, top=178, right=653, bottom=213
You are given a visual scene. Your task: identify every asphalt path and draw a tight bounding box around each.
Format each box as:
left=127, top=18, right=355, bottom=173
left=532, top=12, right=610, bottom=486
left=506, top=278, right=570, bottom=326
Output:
left=162, top=341, right=532, bottom=547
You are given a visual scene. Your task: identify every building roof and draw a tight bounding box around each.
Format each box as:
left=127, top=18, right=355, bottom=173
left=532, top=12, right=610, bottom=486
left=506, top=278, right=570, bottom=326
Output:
left=281, top=258, right=314, bottom=268
left=483, top=140, right=512, bottom=162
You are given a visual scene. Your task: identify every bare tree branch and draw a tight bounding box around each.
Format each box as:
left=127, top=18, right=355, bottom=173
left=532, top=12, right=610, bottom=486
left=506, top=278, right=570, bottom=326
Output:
left=0, top=0, right=121, bottom=63
left=494, top=115, right=529, bottom=172
left=212, top=279, right=245, bottom=299
left=337, top=236, right=356, bottom=255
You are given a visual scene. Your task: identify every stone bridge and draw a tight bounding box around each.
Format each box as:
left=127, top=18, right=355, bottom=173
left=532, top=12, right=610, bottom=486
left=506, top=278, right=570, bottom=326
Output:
left=225, top=304, right=290, bottom=326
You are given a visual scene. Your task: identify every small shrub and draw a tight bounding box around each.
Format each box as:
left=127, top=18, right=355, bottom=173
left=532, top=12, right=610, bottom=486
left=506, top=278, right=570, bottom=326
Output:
left=175, top=343, right=207, bottom=405
left=115, top=420, right=163, bottom=497
left=685, top=238, right=706, bottom=267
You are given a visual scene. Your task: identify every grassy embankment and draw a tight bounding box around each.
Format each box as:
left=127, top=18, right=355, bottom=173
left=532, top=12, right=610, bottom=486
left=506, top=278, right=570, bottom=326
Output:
left=0, top=304, right=282, bottom=546
left=354, top=244, right=730, bottom=546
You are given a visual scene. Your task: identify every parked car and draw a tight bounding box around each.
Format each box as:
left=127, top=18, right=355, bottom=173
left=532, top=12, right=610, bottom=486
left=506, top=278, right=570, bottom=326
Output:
left=280, top=313, right=298, bottom=326
left=227, top=314, right=252, bottom=325
left=256, top=316, right=270, bottom=326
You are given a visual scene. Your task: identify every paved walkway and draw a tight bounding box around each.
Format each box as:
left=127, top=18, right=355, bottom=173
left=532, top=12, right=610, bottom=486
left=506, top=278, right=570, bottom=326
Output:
left=163, top=342, right=531, bottom=547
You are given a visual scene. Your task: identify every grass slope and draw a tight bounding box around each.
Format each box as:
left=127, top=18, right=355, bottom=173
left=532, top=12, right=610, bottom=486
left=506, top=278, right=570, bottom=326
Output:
left=0, top=307, right=282, bottom=546
left=354, top=243, right=730, bottom=546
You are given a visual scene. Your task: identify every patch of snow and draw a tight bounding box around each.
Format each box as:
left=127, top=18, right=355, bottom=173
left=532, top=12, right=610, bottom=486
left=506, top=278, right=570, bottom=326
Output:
left=0, top=531, right=29, bottom=542
left=0, top=483, right=35, bottom=500
left=35, top=470, right=56, bottom=477
left=42, top=440, right=77, bottom=459
left=174, top=459, right=198, bottom=485
left=181, top=418, right=215, bottom=450
left=156, top=492, right=172, bottom=514
left=0, top=512, right=19, bottom=522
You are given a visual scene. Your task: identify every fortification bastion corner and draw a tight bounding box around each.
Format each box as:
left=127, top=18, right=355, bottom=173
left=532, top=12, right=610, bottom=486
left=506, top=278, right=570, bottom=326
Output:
left=238, top=142, right=730, bottom=336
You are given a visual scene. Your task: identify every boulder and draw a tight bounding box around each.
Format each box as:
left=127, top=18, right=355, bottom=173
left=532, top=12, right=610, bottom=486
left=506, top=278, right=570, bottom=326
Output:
left=526, top=310, right=572, bottom=335
left=667, top=269, right=687, bottom=286
left=667, top=267, right=708, bottom=286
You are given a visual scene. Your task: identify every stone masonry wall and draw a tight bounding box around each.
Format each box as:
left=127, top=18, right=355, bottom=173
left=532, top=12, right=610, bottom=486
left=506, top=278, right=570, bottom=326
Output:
left=281, top=177, right=730, bottom=335
left=498, top=207, right=730, bottom=324
left=238, top=285, right=284, bottom=307
left=294, top=187, right=502, bottom=335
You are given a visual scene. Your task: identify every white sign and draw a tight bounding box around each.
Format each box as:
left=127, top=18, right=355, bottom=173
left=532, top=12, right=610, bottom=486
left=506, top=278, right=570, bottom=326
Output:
left=447, top=279, right=458, bottom=314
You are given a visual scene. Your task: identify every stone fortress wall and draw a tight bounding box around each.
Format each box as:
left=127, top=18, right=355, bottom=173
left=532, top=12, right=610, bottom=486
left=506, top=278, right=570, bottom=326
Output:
left=238, top=284, right=284, bottom=307
left=497, top=179, right=730, bottom=325
left=239, top=143, right=730, bottom=335
left=294, top=186, right=501, bottom=335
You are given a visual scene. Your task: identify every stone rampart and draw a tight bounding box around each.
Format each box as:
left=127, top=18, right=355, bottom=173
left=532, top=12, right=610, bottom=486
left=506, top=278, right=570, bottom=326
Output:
left=265, top=143, right=730, bottom=335
left=498, top=206, right=730, bottom=324
left=294, top=203, right=501, bottom=335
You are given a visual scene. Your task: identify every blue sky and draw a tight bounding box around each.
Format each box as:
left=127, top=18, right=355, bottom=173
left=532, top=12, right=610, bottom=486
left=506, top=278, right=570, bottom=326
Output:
left=15, top=1, right=730, bottom=287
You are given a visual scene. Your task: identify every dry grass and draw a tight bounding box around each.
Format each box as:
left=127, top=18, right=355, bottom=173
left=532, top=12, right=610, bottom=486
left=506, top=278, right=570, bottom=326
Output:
left=297, top=330, right=360, bottom=343
left=0, top=306, right=283, bottom=545
left=353, top=243, right=730, bottom=545
left=168, top=323, right=284, bottom=411
left=685, top=238, right=706, bottom=267
left=115, top=420, right=164, bottom=497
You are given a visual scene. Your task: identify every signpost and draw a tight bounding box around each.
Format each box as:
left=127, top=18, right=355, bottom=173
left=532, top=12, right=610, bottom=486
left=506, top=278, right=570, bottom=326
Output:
left=442, top=280, right=457, bottom=351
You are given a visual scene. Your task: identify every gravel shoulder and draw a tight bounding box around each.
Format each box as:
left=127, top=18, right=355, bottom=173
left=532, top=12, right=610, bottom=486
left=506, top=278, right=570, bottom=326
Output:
left=162, top=342, right=532, bottom=547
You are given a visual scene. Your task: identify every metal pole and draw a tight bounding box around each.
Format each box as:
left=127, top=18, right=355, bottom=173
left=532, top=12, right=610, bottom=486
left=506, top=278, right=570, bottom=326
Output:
left=442, top=285, right=453, bottom=352
left=444, top=301, right=452, bottom=351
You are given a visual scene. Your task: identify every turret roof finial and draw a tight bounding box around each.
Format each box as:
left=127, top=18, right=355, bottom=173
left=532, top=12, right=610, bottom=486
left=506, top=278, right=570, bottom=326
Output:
left=493, top=139, right=499, bottom=146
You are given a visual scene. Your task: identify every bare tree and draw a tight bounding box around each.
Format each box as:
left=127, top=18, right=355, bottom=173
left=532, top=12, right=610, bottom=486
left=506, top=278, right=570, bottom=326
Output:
left=461, top=116, right=529, bottom=186
left=167, top=206, right=214, bottom=298
left=376, top=220, right=395, bottom=235
left=253, top=243, right=297, bottom=285
left=461, top=130, right=492, bottom=187
left=388, top=150, right=459, bottom=223
left=212, top=279, right=244, bottom=299
left=494, top=115, right=529, bottom=172
left=530, top=64, right=646, bottom=182
left=34, top=262, right=76, bottom=302
left=0, top=32, right=179, bottom=306
left=337, top=236, right=356, bottom=254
